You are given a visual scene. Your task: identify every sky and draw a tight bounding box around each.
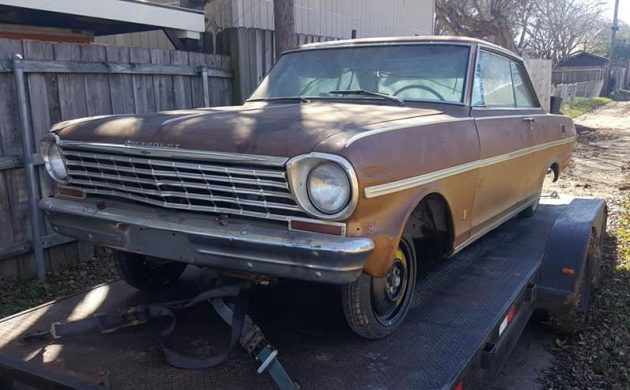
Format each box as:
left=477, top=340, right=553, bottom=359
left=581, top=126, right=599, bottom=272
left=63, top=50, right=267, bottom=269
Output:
left=605, top=0, right=630, bottom=25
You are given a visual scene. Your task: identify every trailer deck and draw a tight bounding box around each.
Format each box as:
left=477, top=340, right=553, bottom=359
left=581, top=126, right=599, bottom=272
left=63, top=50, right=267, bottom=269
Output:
left=0, top=196, right=606, bottom=389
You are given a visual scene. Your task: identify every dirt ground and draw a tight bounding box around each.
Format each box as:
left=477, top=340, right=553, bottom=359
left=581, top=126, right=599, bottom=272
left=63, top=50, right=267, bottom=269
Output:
left=492, top=101, right=630, bottom=389
left=546, top=101, right=630, bottom=209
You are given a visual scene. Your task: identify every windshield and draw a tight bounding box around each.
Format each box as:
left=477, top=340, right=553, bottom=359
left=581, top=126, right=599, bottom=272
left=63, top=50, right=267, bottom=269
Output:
left=250, top=44, right=470, bottom=104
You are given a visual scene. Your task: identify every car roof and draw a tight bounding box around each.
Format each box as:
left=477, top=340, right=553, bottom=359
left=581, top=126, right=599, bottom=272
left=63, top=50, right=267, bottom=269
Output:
left=296, top=35, right=522, bottom=62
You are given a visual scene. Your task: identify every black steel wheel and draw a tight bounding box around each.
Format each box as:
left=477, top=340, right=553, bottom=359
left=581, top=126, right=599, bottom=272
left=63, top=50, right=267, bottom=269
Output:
left=341, top=232, right=417, bottom=339
left=114, top=250, right=187, bottom=291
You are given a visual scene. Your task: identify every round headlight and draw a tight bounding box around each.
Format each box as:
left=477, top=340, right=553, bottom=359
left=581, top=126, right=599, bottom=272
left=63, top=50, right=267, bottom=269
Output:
left=43, top=142, right=68, bottom=182
left=307, top=162, right=351, bottom=214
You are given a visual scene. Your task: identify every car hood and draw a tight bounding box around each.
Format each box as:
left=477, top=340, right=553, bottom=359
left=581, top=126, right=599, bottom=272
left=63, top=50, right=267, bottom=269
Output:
left=53, top=101, right=443, bottom=157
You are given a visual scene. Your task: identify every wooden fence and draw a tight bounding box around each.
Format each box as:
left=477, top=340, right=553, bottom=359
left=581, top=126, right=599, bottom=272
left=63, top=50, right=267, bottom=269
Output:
left=0, top=38, right=232, bottom=279
left=523, top=58, right=552, bottom=112
left=224, top=28, right=338, bottom=102
left=552, top=66, right=605, bottom=85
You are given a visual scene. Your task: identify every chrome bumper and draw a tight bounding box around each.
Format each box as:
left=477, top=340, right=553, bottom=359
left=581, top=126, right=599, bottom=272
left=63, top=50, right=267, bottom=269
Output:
left=40, top=197, right=374, bottom=284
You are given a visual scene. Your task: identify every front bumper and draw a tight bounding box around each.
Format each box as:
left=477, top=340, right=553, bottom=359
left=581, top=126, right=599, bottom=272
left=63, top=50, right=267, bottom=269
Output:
left=40, top=197, right=374, bottom=284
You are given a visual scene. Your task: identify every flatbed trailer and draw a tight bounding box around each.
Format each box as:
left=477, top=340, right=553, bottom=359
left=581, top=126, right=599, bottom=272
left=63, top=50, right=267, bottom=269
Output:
left=0, top=195, right=607, bottom=389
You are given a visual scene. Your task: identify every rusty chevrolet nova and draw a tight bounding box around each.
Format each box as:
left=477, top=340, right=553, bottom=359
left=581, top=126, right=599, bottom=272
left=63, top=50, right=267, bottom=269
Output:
left=39, top=37, right=575, bottom=338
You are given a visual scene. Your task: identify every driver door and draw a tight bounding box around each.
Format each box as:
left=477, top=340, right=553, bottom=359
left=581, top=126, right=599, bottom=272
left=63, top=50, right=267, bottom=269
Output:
left=470, top=50, right=542, bottom=236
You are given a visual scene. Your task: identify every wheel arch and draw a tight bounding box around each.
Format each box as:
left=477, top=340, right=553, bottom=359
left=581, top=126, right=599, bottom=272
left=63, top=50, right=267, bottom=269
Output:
left=537, top=157, right=561, bottom=184
left=401, top=190, right=456, bottom=261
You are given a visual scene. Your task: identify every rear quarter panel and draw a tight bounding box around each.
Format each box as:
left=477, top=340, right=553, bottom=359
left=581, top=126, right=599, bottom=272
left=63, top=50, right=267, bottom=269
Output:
left=534, top=114, right=576, bottom=176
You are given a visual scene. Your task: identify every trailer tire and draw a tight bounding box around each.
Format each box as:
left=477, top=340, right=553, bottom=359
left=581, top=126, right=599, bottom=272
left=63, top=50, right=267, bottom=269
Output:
left=546, top=234, right=600, bottom=334
left=341, top=232, right=417, bottom=339
left=114, top=251, right=187, bottom=291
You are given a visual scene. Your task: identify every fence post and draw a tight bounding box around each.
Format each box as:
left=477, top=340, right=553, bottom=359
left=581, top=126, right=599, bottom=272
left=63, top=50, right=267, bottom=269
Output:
left=201, top=65, right=210, bottom=107
left=13, top=54, right=46, bottom=281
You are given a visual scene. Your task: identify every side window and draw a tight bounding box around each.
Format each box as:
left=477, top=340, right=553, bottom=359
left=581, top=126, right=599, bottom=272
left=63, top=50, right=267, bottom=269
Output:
left=510, top=62, right=539, bottom=108
left=472, top=51, right=515, bottom=107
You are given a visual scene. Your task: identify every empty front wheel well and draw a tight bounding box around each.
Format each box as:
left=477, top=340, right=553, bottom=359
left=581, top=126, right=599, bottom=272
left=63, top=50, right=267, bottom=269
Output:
left=404, top=193, right=454, bottom=260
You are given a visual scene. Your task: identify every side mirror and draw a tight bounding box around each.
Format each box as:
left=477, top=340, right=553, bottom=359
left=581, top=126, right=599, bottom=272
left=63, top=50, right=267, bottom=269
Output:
left=549, top=96, right=563, bottom=114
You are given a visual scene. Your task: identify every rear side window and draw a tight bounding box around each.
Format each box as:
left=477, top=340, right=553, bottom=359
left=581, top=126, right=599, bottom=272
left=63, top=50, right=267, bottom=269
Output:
left=472, top=50, right=540, bottom=108
left=472, top=51, right=514, bottom=107
left=510, top=62, right=538, bottom=108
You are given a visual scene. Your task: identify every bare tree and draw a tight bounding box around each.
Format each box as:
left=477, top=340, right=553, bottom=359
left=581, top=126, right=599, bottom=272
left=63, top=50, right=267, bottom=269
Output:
left=435, top=0, right=526, bottom=51
left=522, top=0, right=605, bottom=63
left=436, top=0, right=605, bottom=63
left=585, top=21, right=630, bottom=57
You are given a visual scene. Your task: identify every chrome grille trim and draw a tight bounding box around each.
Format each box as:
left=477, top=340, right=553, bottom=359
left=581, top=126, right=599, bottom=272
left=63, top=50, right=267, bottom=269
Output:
left=66, top=179, right=302, bottom=212
left=64, top=169, right=294, bottom=198
left=65, top=160, right=289, bottom=189
left=61, top=144, right=309, bottom=221
left=66, top=187, right=299, bottom=221
left=63, top=150, right=287, bottom=179
left=58, top=140, right=289, bottom=166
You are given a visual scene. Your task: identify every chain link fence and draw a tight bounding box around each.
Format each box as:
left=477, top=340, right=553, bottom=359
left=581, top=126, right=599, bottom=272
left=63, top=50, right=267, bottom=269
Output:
left=552, top=80, right=604, bottom=107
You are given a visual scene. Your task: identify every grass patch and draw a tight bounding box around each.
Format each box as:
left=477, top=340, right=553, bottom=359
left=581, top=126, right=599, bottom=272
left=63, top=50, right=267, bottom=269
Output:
left=562, top=97, right=613, bottom=118
left=0, top=255, right=117, bottom=318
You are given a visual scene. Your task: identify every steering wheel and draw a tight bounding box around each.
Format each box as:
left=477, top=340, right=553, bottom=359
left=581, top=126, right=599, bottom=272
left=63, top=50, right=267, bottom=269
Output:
left=393, top=85, right=445, bottom=101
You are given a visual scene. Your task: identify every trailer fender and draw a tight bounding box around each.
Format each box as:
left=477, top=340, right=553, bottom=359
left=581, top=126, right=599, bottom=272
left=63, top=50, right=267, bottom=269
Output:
left=536, top=198, right=607, bottom=316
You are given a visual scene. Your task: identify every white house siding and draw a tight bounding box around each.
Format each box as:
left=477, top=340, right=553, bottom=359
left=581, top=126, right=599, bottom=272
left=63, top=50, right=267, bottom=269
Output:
left=96, top=0, right=181, bottom=49
left=228, top=0, right=434, bottom=38
left=97, top=1, right=434, bottom=49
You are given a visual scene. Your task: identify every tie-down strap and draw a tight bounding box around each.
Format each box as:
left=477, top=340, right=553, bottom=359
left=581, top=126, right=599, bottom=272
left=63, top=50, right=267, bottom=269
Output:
left=21, top=282, right=298, bottom=389
left=47, top=283, right=249, bottom=369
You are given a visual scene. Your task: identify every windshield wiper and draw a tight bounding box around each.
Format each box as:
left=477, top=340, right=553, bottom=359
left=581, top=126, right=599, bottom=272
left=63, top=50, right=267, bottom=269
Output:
left=329, top=89, right=405, bottom=105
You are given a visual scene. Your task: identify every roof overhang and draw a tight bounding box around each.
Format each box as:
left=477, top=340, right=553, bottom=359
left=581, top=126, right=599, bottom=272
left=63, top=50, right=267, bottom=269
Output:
left=0, top=0, right=205, bottom=38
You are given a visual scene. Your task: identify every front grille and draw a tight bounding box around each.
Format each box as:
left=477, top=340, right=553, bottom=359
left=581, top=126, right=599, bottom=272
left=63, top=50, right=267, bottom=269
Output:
left=61, top=146, right=307, bottom=221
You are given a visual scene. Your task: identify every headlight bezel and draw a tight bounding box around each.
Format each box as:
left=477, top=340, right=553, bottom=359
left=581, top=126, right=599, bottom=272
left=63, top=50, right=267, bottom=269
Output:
left=286, top=153, right=359, bottom=221
left=40, top=133, right=69, bottom=184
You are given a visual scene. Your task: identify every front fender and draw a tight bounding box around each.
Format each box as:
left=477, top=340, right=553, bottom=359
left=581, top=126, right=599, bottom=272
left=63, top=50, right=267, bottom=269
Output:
left=345, top=183, right=454, bottom=277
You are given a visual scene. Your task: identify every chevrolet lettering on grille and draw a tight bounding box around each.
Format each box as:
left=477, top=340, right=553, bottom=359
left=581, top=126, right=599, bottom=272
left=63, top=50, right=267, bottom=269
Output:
left=124, top=140, right=181, bottom=149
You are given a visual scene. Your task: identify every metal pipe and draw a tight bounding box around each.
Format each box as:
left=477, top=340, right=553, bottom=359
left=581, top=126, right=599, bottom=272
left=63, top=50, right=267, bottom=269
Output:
left=201, top=65, right=210, bottom=107
left=605, top=0, right=620, bottom=95
left=13, top=54, right=46, bottom=281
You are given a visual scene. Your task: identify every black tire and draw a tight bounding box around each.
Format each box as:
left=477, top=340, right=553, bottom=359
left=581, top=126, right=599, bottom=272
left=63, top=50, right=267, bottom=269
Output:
left=114, top=251, right=187, bottom=291
left=341, top=232, right=417, bottom=339
left=519, top=196, right=540, bottom=218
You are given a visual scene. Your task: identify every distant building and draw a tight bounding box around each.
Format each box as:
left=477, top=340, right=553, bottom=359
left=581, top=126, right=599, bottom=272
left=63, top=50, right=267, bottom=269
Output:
left=552, top=52, right=608, bottom=85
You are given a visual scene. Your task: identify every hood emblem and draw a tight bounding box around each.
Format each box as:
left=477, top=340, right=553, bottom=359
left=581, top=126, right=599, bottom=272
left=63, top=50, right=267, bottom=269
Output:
left=125, top=140, right=181, bottom=149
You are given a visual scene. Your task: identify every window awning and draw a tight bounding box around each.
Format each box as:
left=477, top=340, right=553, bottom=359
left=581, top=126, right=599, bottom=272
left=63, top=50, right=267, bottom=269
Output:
left=0, top=0, right=205, bottom=38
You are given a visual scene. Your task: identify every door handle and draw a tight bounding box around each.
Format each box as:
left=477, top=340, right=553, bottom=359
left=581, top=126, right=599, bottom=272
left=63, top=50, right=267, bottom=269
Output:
left=522, top=117, right=536, bottom=122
